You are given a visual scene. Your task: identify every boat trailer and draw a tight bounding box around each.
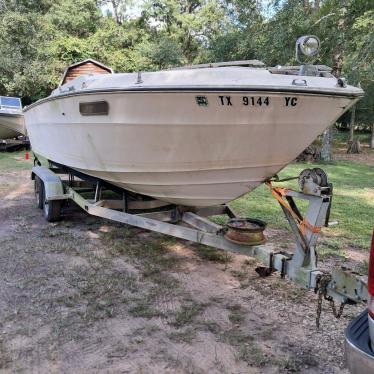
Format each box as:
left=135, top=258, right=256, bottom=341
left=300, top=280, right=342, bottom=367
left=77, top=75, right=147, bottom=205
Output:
left=31, top=162, right=368, bottom=318
left=0, top=136, right=30, bottom=152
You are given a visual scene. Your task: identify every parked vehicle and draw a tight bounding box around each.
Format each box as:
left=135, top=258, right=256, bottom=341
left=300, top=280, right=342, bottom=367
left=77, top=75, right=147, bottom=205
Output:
left=0, top=96, right=25, bottom=139
left=345, top=229, right=374, bottom=373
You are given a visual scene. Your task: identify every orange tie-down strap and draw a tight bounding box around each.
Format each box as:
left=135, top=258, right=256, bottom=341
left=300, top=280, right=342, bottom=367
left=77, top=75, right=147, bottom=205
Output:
left=265, top=181, right=321, bottom=235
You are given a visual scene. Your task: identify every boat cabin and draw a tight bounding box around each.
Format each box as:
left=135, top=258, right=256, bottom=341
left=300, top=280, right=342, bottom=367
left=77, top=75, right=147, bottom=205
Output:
left=0, top=96, right=22, bottom=111
left=59, top=59, right=113, bottom=86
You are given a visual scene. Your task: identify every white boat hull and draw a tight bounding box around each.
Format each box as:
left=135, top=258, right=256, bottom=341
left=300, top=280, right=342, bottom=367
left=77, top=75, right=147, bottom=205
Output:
left=0, top=113, right=25, bottom=139
left=25, top=90, right=357, bottom=206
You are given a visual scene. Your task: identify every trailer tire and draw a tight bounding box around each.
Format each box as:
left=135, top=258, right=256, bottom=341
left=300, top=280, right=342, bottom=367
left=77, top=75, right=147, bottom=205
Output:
left=34, top=176, right=44, bottom=209
left=43, top=199, right=61, bottom=222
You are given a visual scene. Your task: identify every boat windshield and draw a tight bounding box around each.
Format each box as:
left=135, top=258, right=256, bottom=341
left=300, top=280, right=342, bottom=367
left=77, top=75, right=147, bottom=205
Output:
left=0, top=96, right=22, bottom=109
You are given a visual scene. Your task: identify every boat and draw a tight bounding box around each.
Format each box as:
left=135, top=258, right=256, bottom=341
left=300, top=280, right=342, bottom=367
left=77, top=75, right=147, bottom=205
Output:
left=24, top=38, right=364, bottom=207
left=0, top=96, right=25, bottom=139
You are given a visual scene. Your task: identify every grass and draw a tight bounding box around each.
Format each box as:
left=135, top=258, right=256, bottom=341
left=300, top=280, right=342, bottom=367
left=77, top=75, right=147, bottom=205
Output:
left=236, top=344, right=268, bottom=367
left=64, top=264, right=140, bottom=322
left=107, top=343, right=128, bottom=358
left=131, top=325, right=161, bottom=337
left=228, top=309, right=245, bottom=325
left=103, top=233, right=183, bottom=304
left=259, top=327, right=274, bottom=340
left=221, top=328, right=254, bottom=346
left=194, top=244, right=232, bottom=264
left=199, top=320, right=221, bottom=335
left=279, top=349, right=319, bottom=372
left=168, top=328, right=197, bottom=344
left=230, top=160, right=374, bottom=251
left=226, top=304, right=245, bottom=325
left=0, top=150, right=33, bottom=171
left=171, top=301, right=207, bottom=328
left=128, top=300, right=164, bottom=319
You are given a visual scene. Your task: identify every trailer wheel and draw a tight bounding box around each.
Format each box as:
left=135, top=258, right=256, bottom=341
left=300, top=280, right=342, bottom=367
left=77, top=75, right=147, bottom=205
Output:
left=43, top=199, right=61, bottom=222
left=34, top=176, right=44, bottom=209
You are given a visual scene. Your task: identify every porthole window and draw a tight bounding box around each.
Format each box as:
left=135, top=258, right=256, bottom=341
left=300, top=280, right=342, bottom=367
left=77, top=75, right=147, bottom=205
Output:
left=79, top=101, right=109, bottom=116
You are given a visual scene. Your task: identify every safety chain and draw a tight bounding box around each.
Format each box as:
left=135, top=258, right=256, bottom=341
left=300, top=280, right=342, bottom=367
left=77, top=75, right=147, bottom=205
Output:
left=315, top=273, right=347, bottom=329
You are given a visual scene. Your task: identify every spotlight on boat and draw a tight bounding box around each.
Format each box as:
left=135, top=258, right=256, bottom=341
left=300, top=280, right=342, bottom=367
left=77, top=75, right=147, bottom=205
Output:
left=296, top=35, right=320, bottom=63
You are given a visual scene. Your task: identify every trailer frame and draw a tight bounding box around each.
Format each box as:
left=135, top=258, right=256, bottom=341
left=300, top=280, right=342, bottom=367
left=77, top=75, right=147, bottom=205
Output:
left=31, top=162, right=368, bottom=307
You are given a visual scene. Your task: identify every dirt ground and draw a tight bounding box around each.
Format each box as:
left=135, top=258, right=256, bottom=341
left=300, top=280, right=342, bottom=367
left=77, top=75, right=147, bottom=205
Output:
left=0, top=167, right=366, bottom=374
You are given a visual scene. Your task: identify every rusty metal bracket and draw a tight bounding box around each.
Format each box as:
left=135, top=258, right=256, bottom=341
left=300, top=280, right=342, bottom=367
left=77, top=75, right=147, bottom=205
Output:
left=255, top=252, right=276, bottom=277
left=327, top=267, right=368, bottom=303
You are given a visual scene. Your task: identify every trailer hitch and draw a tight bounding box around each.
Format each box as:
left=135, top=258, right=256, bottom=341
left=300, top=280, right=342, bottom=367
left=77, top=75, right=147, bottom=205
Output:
left=314, top=268, right=368, bottom=329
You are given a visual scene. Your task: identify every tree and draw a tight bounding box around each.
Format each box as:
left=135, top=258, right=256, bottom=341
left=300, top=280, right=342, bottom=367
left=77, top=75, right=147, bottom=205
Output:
left=320, top=2, right=352, bottom=157
left=99, top=0, right=133, bottom=25
left=348, top=105, right=355, bottom=143
left=206, top=0, right=264, bottom=63
left=141, top=0, right=227, bottom=64
left=140, top=36, right=183, bottom=69
left=309, top=0, right=374, bottom=158
left=344, top=8, right=374, bottom=148
left=0, top=0, right=115, bottom=99
left=320, top=128, right=333, bottom=162
left=46, top=0, right=100, bottom=37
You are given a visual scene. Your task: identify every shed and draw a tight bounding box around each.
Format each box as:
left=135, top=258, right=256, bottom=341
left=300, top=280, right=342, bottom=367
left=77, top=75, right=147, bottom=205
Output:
left=59, top=59, right=114, bottom=86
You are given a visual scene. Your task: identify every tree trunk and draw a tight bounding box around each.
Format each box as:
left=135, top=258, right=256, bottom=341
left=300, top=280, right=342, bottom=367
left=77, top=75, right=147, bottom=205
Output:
left=325, top=6, right=344, bottom=161
left=349, top=105, right=356, bottom=143
left=331, top=5, right=346, bottom=78
left=371, top=124, right=374, bottom=149
left=347, top=139, right=362, bottom=154
left=111, top=0, right=121, bottom=25
left=320, top=126, right=333, bottom=161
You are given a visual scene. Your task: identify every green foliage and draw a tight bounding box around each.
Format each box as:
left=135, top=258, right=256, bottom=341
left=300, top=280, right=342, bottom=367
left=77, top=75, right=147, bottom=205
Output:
left=46, top=0, right=100, bottom=37
left=140, top=35, right=183, bottom=69
left=344, top=9, right=374, bottom=125
left=0, top=0, right=101, bottom=99
left=141, top=0, right=228, bottom=63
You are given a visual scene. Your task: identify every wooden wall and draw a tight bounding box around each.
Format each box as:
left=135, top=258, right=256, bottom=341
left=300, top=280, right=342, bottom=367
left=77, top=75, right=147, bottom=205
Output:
left=62, top=62, right=112, bottom=85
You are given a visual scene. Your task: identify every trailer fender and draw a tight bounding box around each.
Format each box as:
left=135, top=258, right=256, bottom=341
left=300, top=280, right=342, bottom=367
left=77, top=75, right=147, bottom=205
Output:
left=31, top=166, right=65, bottom=201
